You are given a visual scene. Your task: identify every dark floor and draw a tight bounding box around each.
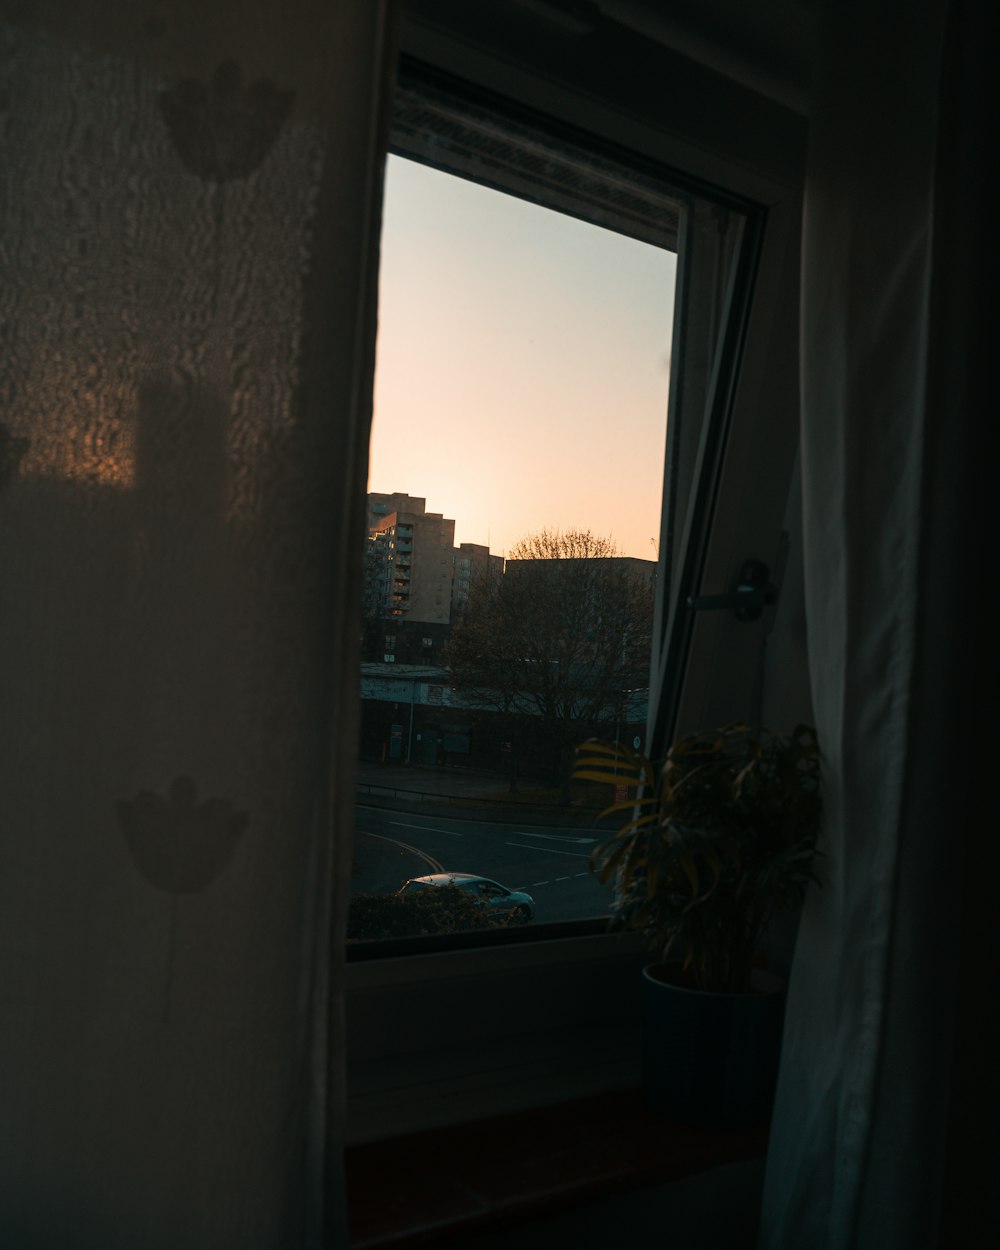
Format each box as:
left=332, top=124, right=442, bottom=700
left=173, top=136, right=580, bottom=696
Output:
left=346, top=1090, right=767, bottom=1250
left=453, top=1160, right=766, bottom=1250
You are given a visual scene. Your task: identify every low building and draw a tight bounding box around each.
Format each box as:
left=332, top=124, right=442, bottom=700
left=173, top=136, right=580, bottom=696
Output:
left=451, top=541, right=503, bottom=614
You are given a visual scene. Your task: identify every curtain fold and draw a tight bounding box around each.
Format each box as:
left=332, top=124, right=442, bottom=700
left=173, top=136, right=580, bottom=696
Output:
left=0, top=3, right=399, bottom=1245
left=759, top=1, right=992, bottom=1246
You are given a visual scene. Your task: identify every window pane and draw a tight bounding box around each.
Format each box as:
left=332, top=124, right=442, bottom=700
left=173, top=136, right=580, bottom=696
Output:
left=353, top=143, right=676, bottom=944
left=352, top=76, right=755, bottom=951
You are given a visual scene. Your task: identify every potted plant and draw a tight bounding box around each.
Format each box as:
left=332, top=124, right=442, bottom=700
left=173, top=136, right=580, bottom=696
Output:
left=573, top=722, right=822, bottom=1127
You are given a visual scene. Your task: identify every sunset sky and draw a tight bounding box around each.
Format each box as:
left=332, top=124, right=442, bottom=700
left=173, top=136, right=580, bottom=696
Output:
left=369, top=155, right=677, bottom=560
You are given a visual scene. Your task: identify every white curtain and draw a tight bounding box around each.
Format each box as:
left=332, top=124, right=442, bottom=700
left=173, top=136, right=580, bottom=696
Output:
left=760, top=1, right=994, bottom=1247
left=0, top=2, right=399, bottom=1245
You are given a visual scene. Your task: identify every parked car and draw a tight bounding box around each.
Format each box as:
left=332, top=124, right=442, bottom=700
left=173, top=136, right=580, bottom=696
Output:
left=397, top=873, right=535, bottom=923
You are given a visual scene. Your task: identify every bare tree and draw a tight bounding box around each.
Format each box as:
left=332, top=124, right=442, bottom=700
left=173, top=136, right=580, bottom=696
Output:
left=446, top=529, right=654, bottom=793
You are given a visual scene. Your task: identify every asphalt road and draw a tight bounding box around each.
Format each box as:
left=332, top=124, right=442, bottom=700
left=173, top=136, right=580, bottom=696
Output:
left=354, top=804, right=614, bottom=924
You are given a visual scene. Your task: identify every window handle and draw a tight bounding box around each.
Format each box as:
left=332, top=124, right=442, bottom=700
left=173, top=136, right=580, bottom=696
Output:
left=687, top=559, right=776, bottom=622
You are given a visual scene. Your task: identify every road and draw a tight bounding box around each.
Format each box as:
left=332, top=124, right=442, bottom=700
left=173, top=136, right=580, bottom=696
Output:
left=354, top=804, right=614, bottom=924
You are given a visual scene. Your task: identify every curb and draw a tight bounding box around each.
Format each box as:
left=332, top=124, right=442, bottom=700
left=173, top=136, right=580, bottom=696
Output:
left=356, top=787, right=605, bottom=830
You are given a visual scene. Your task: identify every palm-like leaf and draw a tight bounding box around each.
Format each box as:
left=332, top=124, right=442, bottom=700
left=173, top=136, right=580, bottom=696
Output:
left=573, top=723, right=822, bottom=993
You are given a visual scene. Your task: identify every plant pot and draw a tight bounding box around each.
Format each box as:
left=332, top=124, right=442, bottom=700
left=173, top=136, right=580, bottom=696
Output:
left=641, top=963, right=787, bottom=1128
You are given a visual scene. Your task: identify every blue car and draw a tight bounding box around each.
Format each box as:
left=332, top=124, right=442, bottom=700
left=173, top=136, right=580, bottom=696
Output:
left=398, top=873, right=535, bottom=923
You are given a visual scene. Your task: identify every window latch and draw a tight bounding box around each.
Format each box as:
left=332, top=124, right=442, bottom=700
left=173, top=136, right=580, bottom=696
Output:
left=687, top=559, right=776, bottom=622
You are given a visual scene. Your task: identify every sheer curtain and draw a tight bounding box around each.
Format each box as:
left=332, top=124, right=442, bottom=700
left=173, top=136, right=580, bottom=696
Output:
left=0, top=3, right=399, bottom=1246
left=759, top=1, right=994, bottom=1247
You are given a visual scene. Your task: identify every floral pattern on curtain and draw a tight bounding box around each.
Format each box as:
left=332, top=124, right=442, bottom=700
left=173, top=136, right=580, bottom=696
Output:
left=0, top=3, right=398, bottom=1246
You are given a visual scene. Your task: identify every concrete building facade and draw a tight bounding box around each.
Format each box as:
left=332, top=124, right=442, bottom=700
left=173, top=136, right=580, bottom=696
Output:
left=365, top=492, right=456, bottom=626
left=451, top=541, right=503, bottom=614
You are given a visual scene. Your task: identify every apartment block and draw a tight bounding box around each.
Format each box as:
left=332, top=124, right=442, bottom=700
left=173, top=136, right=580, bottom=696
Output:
left=452, top=541, right=503, bottom=613
left=364, top=492, right=455, bottom=625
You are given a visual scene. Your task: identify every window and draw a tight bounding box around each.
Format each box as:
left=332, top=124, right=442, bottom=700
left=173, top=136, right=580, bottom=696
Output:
left=354, top=64, right=760, bottom=953
left=347, top=11, right=805, bottom=1143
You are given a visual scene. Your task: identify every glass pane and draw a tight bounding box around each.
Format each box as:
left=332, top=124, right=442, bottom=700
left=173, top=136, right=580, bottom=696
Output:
left=351, top=145, right=677, bottom=943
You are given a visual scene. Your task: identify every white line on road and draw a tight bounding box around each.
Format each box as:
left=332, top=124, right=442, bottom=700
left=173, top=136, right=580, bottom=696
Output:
left=518, top=870, right=600, bottom=890
left=391, top=821, right=464, bottom=838
left=512, top=831, right=597, bottom=845
left=504, top=842, right=591, bottom=858
left=359, top=831, right=444, bottom=873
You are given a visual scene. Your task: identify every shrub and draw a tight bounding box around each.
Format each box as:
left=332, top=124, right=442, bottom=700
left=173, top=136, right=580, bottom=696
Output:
left=347, top=884, right=508, bottom=941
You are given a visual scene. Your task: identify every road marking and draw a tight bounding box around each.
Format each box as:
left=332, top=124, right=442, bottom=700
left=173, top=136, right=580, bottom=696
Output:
left=504, top=842, right=591, bottom=858
left=391, top=820, right=464, bottom=838
left=516, top=871, right=599, bottom=890
left=513, top=831, right=597, bottom=845
left=517, top=871, right=601, bottom=891
left=360, top=831, right=444, bottom=873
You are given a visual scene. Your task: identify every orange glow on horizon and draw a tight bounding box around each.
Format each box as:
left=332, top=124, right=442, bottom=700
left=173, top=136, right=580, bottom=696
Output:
left=370, top=156, right=676, bottom=560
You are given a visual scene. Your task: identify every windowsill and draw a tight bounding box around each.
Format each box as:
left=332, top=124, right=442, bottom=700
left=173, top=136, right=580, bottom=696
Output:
left=345, top=930, right=649, bottom=1144
left=346, top=916, right=614, bottom=962
left=346, top=1089, right=768, bottom=1249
